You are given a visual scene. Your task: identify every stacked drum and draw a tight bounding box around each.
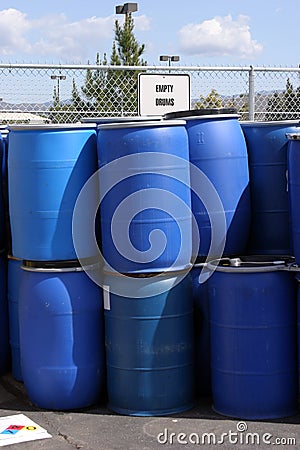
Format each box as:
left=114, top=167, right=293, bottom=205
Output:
left=198, top=120, right=300, bottom=419
left=207, top=257, right=298, bottom=419
left=7, top=124, right=105, bottom=410
left=241, top=120, right=300, bottom=255
left=165, top=109, right=251, bottom=260
left=287, top=132, right=300, bottom=399
left=0, top=128, right=10, bottom=377
left=97, top=119, right=195, bottom=415
left=0, top=113, right=299, bottom=420
left=164, top=109, right=252, bottom=404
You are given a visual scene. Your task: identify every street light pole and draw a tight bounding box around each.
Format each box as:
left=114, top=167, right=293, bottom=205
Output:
left=159, top=55, right=180, bottom=73
left=51, top=74, right=66, bottom=103
left=115, top=3, right=138, bottom=15
left=115, top=3, right=138, bottom=116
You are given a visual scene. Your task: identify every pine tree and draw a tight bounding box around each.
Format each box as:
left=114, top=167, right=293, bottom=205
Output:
left=265, top=78, right=300, bottom=121
left=104, top=12, right=147, bottom=115
left=265, top=91, right=283, bottom=121
left=77, top=11, right=147, bottom=117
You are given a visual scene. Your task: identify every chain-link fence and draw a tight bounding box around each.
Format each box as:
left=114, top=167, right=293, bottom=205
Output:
left=0, top=63, right=299, bottom=124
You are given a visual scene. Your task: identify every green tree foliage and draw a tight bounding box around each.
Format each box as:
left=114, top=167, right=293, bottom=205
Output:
left=102, top=13, right=147, bottom=115
left=49, top=12, right=146, bottom=122
left=49, top=79, right=87, bottom=123
left=265, top=78, right=300, bottom=120
left=195, top=89, right=223, bottom=109
left=78, top=12, right=146, bottom=117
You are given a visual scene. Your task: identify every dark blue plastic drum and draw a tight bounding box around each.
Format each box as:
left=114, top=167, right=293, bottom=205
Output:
left=103, top=271, right=194, bottom=416
left=297, top=274, right=300, bottom=399
left=241, top=121, right=300, bottom=255
left=19, top=263, right=105, bottom=410
left=7, top=255, right=23, bottom=381
left=208, top=257, right=298, bottom=419
left=165, top=109, right=250, bottom=259
left=97, top=120, right=192, bottom=273
left=0, top=128, right=11, bottom=253
left=8, top=124, right=97, bottom=261
left=0, top=251, right=10, bottom=375
left=191, top=263, right=211, bottom=397
left=0, top=130, right=6, bottom=250
left=287, top=133, right=300, bottom=264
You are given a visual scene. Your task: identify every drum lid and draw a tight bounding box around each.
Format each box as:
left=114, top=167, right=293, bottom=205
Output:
left=286, top=133, right=300, bottom=140
left=207, top=255, right=292, bottom=273
left=98, top=119, right=186, bottom=130
left=8, top=123, right=97, bottom=131
left=164, top=108, right=238, bottom=120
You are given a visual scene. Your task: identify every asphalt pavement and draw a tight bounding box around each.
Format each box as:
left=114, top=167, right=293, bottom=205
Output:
left=0, top=373, right=299, bottom=449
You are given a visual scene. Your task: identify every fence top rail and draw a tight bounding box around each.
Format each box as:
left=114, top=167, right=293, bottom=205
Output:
left=0, top=63, right=299, bottom=72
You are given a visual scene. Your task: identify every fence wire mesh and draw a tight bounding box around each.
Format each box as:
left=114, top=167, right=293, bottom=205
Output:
left=0, top=64, right=299, bottom=124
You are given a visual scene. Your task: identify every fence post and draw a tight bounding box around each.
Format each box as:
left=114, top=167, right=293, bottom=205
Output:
left=248, top=65, right=255, bottom=121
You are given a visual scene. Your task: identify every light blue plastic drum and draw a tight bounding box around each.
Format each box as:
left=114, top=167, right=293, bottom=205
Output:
left=103, top=271, right=194, bottom=416
left=0, top=250, right=10, bottom=375
left=8, top=124, right=98, bottom=261
left=7, top=255, right=23, bottom=381
left=190, top=263, right=211, bottom=397
left=97, top=120, right=192, bottom=273
left=287, top=133, right=300, bottom=264
left=19, top=263, right=105, bottom=410
left=208, top=257, right=298, bottom=419
left=165, top=109, right=251, bottom=259
left=241, top=121, right=300, bottom=255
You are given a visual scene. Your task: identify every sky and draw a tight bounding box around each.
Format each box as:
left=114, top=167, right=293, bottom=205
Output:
left=0, top=0, right=298, bottom=67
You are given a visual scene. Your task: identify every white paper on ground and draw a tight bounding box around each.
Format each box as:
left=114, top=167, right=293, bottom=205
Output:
left=0, top=413, right=52, bottom=447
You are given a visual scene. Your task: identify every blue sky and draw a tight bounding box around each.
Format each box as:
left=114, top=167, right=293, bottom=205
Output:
left=0, top=0, right=298, bottom=66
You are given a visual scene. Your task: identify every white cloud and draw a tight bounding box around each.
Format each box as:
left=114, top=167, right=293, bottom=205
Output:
left=178, top=15, right=263, bottom=58
left=131, top=14, right=151, bottom=31
left=0, top=8, right=119, bottom=61
left=31, top=14, right=116, bottom=60
left=0, top=9, right=31, bottom=55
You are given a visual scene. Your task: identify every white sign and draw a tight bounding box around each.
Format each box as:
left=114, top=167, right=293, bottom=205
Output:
left=0, top=414, right=52, bottom=447
left=138, top=73, right=190, bottom=116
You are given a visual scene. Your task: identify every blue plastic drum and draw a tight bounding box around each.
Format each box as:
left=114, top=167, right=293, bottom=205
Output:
left=287, top=133, right=300, bottom=264
left=0, top=251, right=10, bottom=375
left=7, top=255, right=23, bottom=381
left=165, top=109, right=251, bottom=259
left=190, top=263, right=211, bottom=397
left=296, top=274, right=300, bottom=399
left=241, top=121, right=300, bottom=255
left=82, top=116, right=163, bottom=124
left=103, top=271, right=194, bottom=416
left=0, top=130, right=6, bottom=250
left=208, top=257, right=298, bottom=419
left=19, top=263, right=105, bottom=410
left=97, top=120, right=192, bottom=273
left=0, top=128, right=11, bottom=253
left=8, top=124, right=98, bottom=261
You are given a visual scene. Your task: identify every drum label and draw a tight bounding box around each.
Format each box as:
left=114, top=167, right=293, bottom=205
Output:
left=103, top=285, right=110, bottom=310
